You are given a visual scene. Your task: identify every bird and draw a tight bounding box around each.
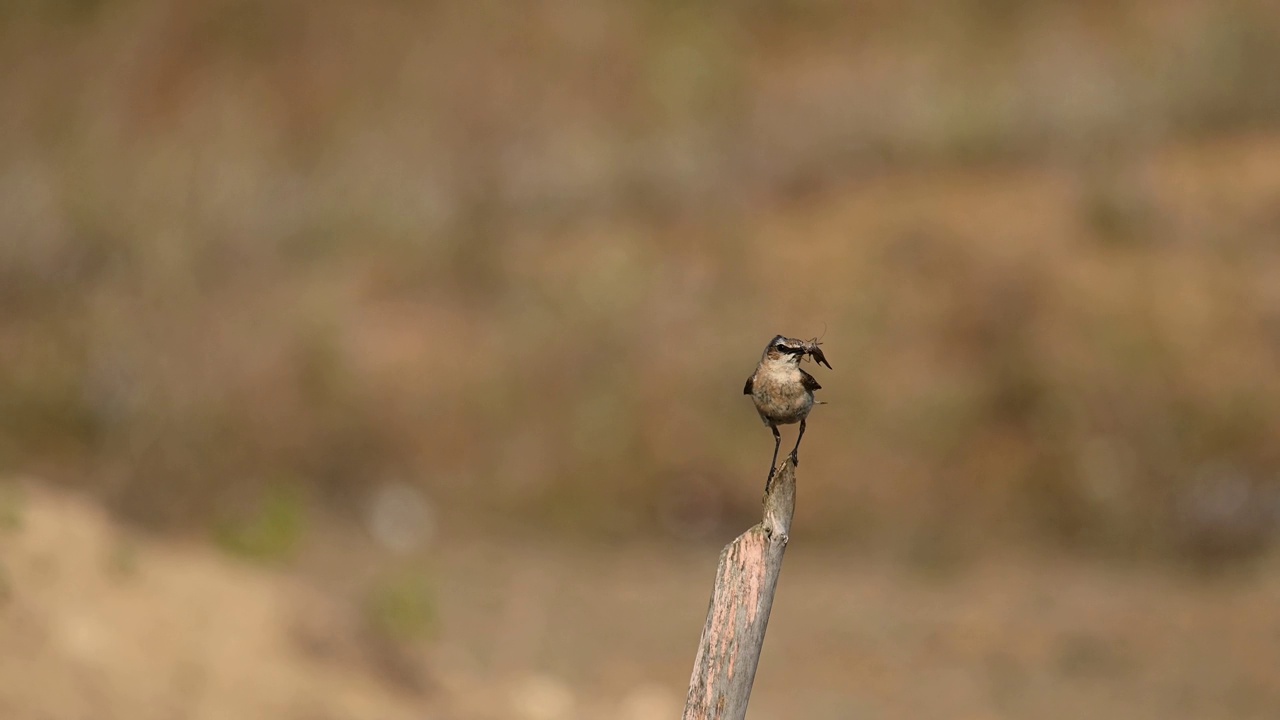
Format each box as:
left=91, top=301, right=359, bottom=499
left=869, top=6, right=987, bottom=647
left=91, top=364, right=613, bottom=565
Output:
left=743, top=335, right=831, bottom=491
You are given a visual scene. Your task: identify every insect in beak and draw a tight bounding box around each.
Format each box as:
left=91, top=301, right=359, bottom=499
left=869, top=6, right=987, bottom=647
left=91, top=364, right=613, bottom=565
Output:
left=810, top=347, right=832, bottom=369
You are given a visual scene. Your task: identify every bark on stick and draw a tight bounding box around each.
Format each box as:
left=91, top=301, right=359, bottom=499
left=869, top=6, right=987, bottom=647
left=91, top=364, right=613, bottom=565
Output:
left=681, top=457, right=797, bottom=720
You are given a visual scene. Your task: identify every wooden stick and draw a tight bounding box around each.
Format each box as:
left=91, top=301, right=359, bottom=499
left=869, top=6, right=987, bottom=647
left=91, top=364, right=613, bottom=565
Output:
left=681, top=457, right=798, bottom=720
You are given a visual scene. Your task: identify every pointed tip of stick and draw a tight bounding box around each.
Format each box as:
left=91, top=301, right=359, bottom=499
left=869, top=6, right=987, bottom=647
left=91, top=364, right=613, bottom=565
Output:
left=762, top=459, right=797, bottom=540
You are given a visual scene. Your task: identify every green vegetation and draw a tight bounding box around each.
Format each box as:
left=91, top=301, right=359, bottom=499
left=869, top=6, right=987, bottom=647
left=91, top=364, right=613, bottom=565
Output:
left=365, top=570, right=439, bottom=643
left=213, top=484, right=308, bottom=564
left=0, top=482, right=25, bottom=533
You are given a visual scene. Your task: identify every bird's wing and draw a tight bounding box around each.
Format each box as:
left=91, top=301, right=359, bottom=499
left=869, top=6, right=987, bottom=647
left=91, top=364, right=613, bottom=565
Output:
left=743, top=374, right=754, bottom=395
left=799, top=368, right=822, bottom=392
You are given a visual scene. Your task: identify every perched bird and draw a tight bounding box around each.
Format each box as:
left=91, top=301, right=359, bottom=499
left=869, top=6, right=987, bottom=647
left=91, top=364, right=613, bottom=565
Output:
left=744, top=335, right=831, bottom=490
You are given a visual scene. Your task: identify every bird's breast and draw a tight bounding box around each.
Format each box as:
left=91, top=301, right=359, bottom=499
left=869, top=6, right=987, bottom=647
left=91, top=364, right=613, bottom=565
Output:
left=750, top=366, right=813, bottom=424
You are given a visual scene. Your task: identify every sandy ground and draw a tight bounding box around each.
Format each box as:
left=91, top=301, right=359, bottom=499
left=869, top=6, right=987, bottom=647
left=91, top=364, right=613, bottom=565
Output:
left=4, top=479, right=1280, bottom=719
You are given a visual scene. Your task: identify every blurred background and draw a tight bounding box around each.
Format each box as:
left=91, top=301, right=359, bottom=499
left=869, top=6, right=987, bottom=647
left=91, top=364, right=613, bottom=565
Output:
left=3, top=0, right=1280, bottom=718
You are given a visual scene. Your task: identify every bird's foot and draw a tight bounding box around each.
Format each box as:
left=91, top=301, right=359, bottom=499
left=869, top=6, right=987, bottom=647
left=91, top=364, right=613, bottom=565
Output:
left=787, top=449, right=800, bottom=466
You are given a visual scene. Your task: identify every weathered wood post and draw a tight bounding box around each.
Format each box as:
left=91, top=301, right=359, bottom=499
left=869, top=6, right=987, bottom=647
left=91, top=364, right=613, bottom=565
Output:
left=681, top=457, right=798, bottom=720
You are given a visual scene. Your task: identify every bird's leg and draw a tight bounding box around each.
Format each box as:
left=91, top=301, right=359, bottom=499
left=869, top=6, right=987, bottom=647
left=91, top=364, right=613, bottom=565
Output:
left=787, top=418, right=807, bottom=466
left=766, top=424, right=782, bottom=491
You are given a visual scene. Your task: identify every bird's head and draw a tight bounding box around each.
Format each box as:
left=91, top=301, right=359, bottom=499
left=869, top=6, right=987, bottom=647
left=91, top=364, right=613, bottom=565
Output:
left=761, top=334, right=833, bottom=369
left=763, top=335, right=808, bottom=365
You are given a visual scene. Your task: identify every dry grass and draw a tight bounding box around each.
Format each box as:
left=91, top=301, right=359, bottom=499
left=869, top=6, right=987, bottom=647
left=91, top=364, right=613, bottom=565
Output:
left=2, top=0, right=1280, bottom=561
